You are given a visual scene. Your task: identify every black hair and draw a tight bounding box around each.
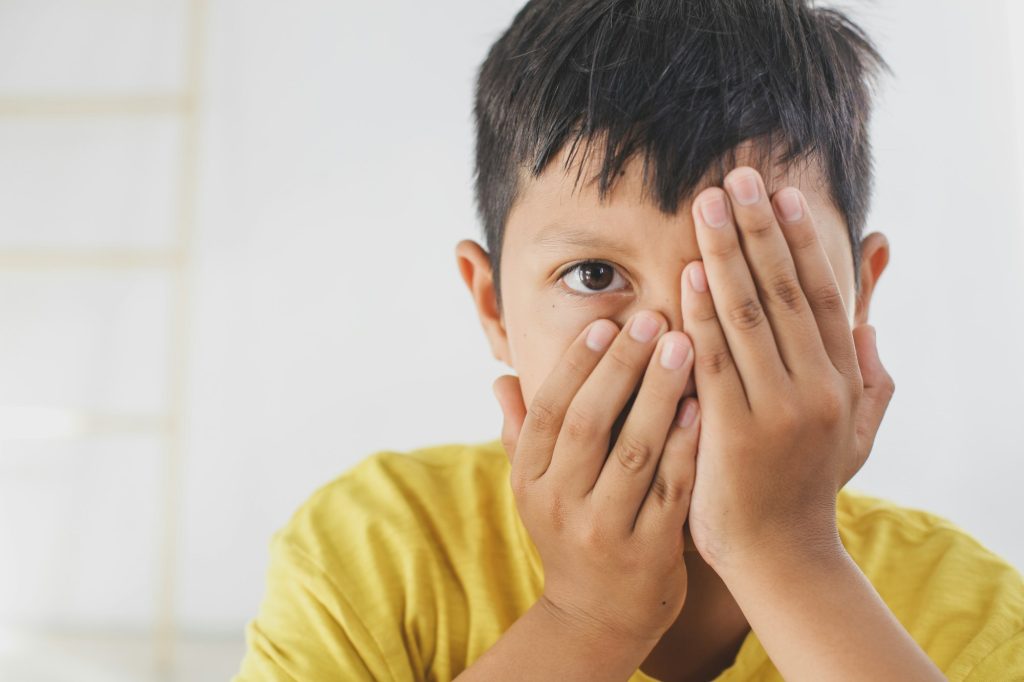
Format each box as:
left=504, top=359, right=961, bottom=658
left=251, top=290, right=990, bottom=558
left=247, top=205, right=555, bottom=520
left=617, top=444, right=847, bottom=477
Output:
left=472, top=0, right=891, bottom=311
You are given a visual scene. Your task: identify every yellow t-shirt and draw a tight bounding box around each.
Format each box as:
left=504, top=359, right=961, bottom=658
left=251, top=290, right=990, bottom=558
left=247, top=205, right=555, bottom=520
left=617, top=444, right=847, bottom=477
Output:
left=232, top=438, right=1024, bottom=681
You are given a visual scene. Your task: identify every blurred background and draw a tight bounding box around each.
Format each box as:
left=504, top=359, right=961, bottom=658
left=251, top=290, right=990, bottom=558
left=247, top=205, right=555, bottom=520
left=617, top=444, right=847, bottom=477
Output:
left=0, top=1, right=1022, bottom=680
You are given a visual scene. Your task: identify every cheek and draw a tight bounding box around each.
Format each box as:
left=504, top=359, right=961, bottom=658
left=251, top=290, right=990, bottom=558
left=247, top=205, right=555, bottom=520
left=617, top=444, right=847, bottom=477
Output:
left=821, top=239, right=856, bottom=322
left=508, top=303, right=597, bottom=408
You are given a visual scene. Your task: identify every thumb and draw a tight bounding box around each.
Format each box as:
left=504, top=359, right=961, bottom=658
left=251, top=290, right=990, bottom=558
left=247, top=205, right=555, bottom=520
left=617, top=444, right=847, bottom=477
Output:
left=492, top=374, right=527, bottom=465
left=850, top=324, right=896, bottom=473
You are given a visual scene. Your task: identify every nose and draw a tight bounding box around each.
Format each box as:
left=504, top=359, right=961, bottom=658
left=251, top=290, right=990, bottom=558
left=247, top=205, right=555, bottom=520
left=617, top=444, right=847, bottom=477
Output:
left=661, top=300, right=685, bottom=336
left=639, top=268, right=687, bottom=335
left=623, top=268, right=698, bottom=398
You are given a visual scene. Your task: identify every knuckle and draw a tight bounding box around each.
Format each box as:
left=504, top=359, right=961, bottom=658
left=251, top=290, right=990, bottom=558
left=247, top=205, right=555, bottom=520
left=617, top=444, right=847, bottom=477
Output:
left=509, top=469, right=530, bottom=499
left=528, top=397, right=561, bottom=434
left=767, top=271, right=805, bottom=313
left=811, top=281, right=846, bottom=314
left=693, top=302, right=720, bottom=324
left=604, top=346, right=639, bottom=373
left=817, top=387, right=845, bottom=424
left=563, top=352, right=590, bottom=380
left=697, top=347, right=734, bottom=375
left=786, top=218, right=819, bottom=249
left=614, top=432, right=654, bottom=472
left=579, top=517, right=611, bottom=552
left=645, top=381, right=681, bottom=408
left=790, top=224, right=819, bottom=252
left=563, top=404, right=599, bottom=442
left=744, top=214, right=776, bottom=238
left=727, top=296, right=766, bottom=331
left=649, top=471, right=689, bottom=506
left=850, top=377, right=865, bottom=401
left=706, top=237, right=740, bottom=260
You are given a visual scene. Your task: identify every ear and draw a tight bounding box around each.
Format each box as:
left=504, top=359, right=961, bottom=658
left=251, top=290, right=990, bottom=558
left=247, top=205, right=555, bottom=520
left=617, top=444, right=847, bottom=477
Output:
left=455, top=239, right=512, bottom=366
left=853, top=231, right=890, bottom=326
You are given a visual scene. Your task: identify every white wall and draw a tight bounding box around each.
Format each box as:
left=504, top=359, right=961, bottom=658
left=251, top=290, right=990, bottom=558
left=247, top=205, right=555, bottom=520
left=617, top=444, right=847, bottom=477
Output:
left=0, top=1, right=1021, bottom=679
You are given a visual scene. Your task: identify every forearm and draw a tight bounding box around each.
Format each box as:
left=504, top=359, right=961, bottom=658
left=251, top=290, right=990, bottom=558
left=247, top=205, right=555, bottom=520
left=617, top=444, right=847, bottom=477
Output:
left=718, top=542, right=946, bottom=681
left=455, top=595, right=656, bottom=682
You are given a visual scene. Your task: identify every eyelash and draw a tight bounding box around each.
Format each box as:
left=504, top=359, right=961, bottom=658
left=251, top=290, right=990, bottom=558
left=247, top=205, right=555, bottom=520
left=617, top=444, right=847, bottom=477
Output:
left=556, top=259, right=630, bottom=297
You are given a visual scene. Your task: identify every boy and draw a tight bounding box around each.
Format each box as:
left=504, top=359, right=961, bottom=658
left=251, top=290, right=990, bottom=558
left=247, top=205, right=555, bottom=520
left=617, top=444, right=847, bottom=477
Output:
left=234, top=1, right=1024, bottom=680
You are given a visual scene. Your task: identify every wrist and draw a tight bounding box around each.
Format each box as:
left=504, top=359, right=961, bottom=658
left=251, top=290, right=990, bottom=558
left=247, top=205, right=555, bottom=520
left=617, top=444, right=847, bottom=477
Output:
left=709, top=521, right=848, bottom=586
left=457, top=594, right=661, bottom=682
left=705, top=532, right=946, bottom=682
left=534, top=593, right=660, bottom=664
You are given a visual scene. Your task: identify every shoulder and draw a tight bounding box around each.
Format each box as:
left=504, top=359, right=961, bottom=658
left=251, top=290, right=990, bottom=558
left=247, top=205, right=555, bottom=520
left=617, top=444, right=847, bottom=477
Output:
left=293, top=437, right=509, bottom=513
left=836, top=487, right=1024, bottom=679
left=836, top=487, right=1021, bottom=582
left=256, top=438, right=532, bottom=679
left=273, top=437, right=512, bottom=570
left=236, top=441, right=509, bottom=681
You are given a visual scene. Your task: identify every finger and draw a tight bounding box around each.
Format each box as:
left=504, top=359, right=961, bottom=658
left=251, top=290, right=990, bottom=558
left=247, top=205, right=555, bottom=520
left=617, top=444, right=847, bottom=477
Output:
left=723, top=167, right=832, bottom=375
left=492, top=375, right=526, bottom=466
left=546, top=310, right=669, bottom=499
left=691, top=186, right=789, bottom=399
left=633, top=397, right=700, bottom=542
left=771, top=187, right=861, bottom=381
left=590, top=330, right=694, bottom=537
left=846, top=325, right=895, bottom=483
left=513, top=318, right=620, bottom=483
left=680, top=259, right=752, bottom=413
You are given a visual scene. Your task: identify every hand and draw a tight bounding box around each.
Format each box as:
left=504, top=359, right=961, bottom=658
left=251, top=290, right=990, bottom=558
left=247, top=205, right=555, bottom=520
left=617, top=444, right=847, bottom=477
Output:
left=492, top=310, right=701, bottom=651
left=680, top=166, right=895, bottom=572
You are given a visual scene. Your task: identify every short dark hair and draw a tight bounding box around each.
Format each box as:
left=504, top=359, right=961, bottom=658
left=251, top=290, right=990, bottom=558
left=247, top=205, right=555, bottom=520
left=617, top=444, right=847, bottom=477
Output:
left=472, top=0, right=890, bottom=311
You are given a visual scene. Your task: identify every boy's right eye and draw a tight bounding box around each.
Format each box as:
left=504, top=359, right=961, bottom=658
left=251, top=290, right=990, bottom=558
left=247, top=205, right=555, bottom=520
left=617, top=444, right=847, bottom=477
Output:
left=558, top=260, right=629, bottom=296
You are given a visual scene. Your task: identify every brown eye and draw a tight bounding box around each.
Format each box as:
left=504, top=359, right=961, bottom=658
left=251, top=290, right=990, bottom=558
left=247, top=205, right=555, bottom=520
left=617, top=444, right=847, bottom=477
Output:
left=579, top=262, right=613, bottom=289
left=560, top=260, right=627, bottom=295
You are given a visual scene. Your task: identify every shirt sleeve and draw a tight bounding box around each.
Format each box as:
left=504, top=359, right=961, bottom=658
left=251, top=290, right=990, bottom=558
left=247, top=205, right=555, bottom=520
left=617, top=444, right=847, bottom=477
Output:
left=963, top=628, right=1024, bottom=681
left=231, top=533, right=401, bottom=682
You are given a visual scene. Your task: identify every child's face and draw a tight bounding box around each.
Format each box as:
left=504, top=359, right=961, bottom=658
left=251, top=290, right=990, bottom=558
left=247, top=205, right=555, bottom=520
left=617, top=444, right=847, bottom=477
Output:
left=457, top=140, right=885, bottom=437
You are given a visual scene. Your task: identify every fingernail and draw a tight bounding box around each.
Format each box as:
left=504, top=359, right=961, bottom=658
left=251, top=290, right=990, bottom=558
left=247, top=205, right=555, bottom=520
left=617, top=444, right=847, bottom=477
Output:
left=676, top=400, right=698, bottom=428
left=775, top=188, right=803, bottom=222
left=629, top=312, right=662, bottom=343
left=586, top=321, right=616, bottom=351
left=728, top=172, right=760, bottom=205
left=700, top=194, right=728, bottom=227
left=688, top=263, right=708, bottom=293
left=660, top=338, right=691, bottom=369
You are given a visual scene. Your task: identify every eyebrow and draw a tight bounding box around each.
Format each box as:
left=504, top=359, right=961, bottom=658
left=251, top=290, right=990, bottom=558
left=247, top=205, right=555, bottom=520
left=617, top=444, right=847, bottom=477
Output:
left=532, top=224, right=640, bottom=257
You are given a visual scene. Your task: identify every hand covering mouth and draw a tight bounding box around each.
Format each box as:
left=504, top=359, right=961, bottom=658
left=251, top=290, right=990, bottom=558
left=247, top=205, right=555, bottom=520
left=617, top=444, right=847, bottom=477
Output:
left=608, top=384, right=691, bottom=455
left=608, top=388, right=642, bottom=453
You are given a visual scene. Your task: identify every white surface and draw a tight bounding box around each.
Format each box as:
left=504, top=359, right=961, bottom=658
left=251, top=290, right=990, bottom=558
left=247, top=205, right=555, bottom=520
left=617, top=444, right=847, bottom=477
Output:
left=0, top=118, right=181, bottom=248
left=0, top=629, right=243, bottom=682
left=0, top=0, right=186, bottom=94
left=0, top=271, right=171, bottom=412
left=0, top=1, right=1022, bottom=678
